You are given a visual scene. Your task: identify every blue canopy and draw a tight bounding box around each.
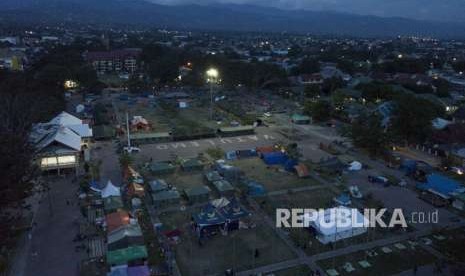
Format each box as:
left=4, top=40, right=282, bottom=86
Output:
left=284, top=159, right=298, bottom=172
left=417, top=173, right=465, bottom=199
left=262, top=152, right=288, bottom=165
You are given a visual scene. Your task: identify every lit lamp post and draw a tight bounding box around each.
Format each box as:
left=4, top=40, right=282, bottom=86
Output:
left=206, top=68, right=219, bottom=120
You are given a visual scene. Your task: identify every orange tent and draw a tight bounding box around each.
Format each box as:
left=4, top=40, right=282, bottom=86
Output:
left=256, top=146, right=276, bottom=156
left=294, top=163, right=310, bottom=178
left=127, top=183, right=145, bottom=198
left=106, top=210, right=130, bottom=232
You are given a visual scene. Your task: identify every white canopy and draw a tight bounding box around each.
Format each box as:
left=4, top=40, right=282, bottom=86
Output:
left=101, top=180, right=121, bottom=198
left=348, top=161, right=362, bottom=171
left=304, top=206, right=368, bottom=244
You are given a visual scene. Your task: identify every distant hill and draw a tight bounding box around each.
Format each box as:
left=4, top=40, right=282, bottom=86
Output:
left=1, top=0, right=465, bottom=38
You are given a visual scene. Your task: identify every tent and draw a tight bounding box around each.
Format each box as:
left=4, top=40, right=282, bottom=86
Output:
left=107, top=224, right=144, bottom=251
left=106, top=211, right=130, bottom=233
left=102, top=181, right=121, bottom=198
left=236, top=149, right=258, bottom=159
left=294, top=164, right=310, bottom=178
left=150, top=162, right=176, bottom=175
left=262, top=152, right=288, bottom=165
left=89, top=180, right=101, bottom=193
left=416, top=173, right=465, bottom=199
left=104, top=196, right=124, bottom=213
left=333, top=193, right=351, bottom=206
left=127, top=183, right=145, bottom=198
left=212, top=180, right=235, bottom=197
left=205, top=171, right=223, bottom=183
left=348, top=161, right=362, bottom=171
left=225, top=151, right=237, bottom=160
left=246, top=180, right=266, bottom=197
left=107, top=245, right=148, bottom=266
left=181, top=158, right=204, bottom=171
left=184, top=186, right=211, bottom=203
left=304, top=206, right=368, bottom=244
left=148, top=179, right=168, bottom=193
left=109, top=265, right=128, bottom=276
left=284, top=159, right=298, bottom=172
left=256, top=146, right=276, bottom=156
left=151, top=190, right=181, bottom=208
left=127, top=265, right=150, bottom=276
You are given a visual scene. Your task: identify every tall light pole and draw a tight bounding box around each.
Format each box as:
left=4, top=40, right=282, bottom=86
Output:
left=206, top=68, right=219, bottom=121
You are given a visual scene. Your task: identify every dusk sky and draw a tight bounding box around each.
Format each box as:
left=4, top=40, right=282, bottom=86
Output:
left=147, top=0, right=465, bottom=22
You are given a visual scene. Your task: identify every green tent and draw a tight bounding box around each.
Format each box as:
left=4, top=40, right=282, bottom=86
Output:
left=106, top=245, right=148, bottom=266
left=181, top=158, right=204, bottom=172
left=103, top=196, right=124, bottom=213
left=291, top=114, right=311, bottom=125
left=92, top=125, right=116, bottom=140
left=150, top=162, right=176, bottom=175
left=184, top=186, right=211, bottom=203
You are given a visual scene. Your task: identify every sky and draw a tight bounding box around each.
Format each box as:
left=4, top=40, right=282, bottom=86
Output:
left=147, top=0, right=465, bottom=22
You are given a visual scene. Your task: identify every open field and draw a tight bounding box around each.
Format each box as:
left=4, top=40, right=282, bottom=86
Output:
left=158, top=211, right=296, bottom=276
left=231, top=158, right=319, bottom=192
left=317, top=243, right=437, bottom=276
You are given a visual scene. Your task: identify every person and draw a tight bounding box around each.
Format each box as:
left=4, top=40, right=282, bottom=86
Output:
left=413, top=264, right=418, bottom=275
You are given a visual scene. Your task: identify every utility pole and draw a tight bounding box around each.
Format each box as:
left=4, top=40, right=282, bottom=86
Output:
left=126, top=111, right=131, bottom=149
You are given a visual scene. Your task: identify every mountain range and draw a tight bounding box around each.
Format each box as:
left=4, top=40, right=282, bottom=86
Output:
left=1, top=0, right=465, bottom=38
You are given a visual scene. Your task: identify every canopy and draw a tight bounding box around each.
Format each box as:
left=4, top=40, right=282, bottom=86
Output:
left=108, top=224, right=143, bottom=244
left=102, top=180, right=121, bottom=198
left=262, top=152, right=288, bottom=165
left=127, top=266, right=150, bottom=276
left=348, top=161, right=362, bottom=171
left=107, top=245, right=148, bottom=266
left=106, top=211, right=130, bottom=233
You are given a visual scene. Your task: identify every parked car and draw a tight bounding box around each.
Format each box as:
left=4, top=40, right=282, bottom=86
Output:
left=123, top=146, right=141, bottom=153
left=368, top=175, right=390, bottom=186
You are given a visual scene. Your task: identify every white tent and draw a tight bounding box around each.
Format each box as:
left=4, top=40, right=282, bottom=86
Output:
left=304, top=206, right=368, bottom=244
left=101, top=180, right=121, bottom=198
left=348, top=161, right=362, bottom=171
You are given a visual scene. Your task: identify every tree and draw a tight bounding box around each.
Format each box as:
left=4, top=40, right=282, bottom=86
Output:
left=305, top=100, right=332, bottom=122
left=390, top=95, right=443, bottom=143
left=348, top=115, right=391, bottom=157
left=304, top=85, right=320, bottom=98
left=119, top=153, right=133, bottom=168
left=322, top=77, right=344, bottom=94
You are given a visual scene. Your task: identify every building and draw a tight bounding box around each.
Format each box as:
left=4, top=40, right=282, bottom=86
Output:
left=0, top=48, right=25, bottom=71
left=30, top=111, right=93, bottom=173
left=85, top=49, right=141, bottom=74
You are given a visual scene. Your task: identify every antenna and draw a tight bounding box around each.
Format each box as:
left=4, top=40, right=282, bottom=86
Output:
left=126, top=111, right=131, bottom=148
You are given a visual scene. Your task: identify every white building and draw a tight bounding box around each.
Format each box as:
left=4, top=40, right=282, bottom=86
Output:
left=30, top=111, right=93, bottom=173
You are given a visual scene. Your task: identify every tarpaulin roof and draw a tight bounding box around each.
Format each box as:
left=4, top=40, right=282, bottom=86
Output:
left=148, top=179, right=168, bottom=193
left=294, top=164, right=310, bottom=178
left=262, top=152, right=288, bottom=165
left=107, top=245, right=148, bottom=266
left=108, top=224, right=143, bottom=244
left=104, top=196, right=124, bottom=212
left=127, top=265, right=150, bottom=276
left=106, top=211, right=130, bottom=233
left=102, top=181, right=121, bottom=198
left=193, top=198, right=249, bottom=227
left=417, top=173, right=465, bottom=199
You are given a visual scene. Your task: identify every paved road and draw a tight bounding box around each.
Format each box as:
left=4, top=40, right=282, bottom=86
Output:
left=137, top=129, right=283, bottom=162
left=22, top=177, right=82, bottom=276
left=92, top=141, right=122, bottom=186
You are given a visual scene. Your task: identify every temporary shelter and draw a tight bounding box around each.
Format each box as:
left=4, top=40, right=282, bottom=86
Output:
left=212, top=180, right=235, bottom=197
left=127, top=183, right=145, bottom=198
left=348, top=161, right=362, bottom=171
left=107, top=245, right=148, bottom=266
left=304, top=206, right=368, bottom=244
left=150, top=162, right=176, bottom=175
left=205, top=171, right=223, bottom=183
left=262, top=152, right=288, bottom=165
left=151, top=190, right=181, bottom=208
left=106, top=211, right=131, bottom=233
left=148, top=179, right=168, bottom=193
left=294, top=164, right=310, bottom=178
left=127, top=266, right=150, bottom=276
left=245, top=180, right=266, bottom=197
left=333, top=193, right=351, bottom=206
left=102, top=181, right=121, bottom=198
left=181, top=158, right=204, bottom=171
left=184, top=186, right=211, bottom=203
left=104, top=196, right=124, bottom=213
left=416, top=173, right=465, bottom=200
left=107, top=225, right=144, bottom=251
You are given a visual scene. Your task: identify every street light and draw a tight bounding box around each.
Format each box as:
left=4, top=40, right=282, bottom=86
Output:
left=206, top=68, right=219, bottom=120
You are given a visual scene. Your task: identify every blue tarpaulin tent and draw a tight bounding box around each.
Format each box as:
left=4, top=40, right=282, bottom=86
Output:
left=262, top=152, right=288, bottom=165
left=284, top=159, right=298, bottom=172
left=247, top=181, right=266, bottom=196
left=417, top=173, right=465, bottom=199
